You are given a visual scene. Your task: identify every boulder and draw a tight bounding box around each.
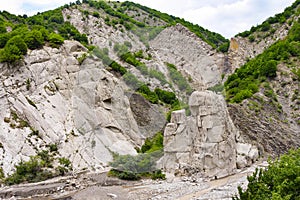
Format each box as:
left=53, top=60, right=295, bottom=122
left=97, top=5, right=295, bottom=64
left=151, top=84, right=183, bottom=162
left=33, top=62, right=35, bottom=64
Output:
left=159, top=90, right=259, bottom=178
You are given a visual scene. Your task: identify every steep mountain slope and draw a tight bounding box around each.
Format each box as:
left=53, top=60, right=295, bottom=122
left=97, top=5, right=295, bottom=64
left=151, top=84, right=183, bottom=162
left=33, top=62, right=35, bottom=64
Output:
left=228, top=0, right=300, bottom=70
left=226, top=1, right=300, bottom=156
left=0, top=0, right=299, bottom=190
left=0, top=0, right=230, bottom=178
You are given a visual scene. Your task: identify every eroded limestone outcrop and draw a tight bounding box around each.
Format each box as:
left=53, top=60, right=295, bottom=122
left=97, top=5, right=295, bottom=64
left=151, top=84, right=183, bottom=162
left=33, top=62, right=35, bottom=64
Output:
left=159, top=91, right=259, bottom=178
left=0, top=41, right=166, bottom=175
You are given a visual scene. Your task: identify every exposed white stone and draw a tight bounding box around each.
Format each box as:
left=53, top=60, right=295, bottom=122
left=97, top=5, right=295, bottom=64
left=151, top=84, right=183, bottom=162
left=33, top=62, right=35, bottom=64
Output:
left=236, top=155, right=248, bottom=169
left=236, top=143, right=252, bottom=155
left=249, top=146, right=259, bottom=161
left=171, top=109, right=186, bottom=124
left=159, top=90, right=258, bottom=178
left=0, top=40, right=162, bottom=174
left=151, top=24, right=224, bottom=89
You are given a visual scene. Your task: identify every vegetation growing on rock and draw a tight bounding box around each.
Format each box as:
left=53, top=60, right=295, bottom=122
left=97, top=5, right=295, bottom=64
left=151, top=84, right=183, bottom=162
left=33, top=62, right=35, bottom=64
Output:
left=236, top=0, right=300, bottom=38
left=233, top=148, right=300, bottom=200
left=109, top=132, right=165, bottom=181
left=120, top=1, right=229, bottom=51
left=0, top=7, right=87, bottom=63
left=4, top=146, right=72, bottom=185
left=225, top=21, right=300, bottom=103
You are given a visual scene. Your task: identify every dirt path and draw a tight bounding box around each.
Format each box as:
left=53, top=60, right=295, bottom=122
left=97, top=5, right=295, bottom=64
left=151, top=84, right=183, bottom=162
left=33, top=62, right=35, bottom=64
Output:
left=0, top=162, right=268, bottom=200
left=177, top=172, right=249, bottom=200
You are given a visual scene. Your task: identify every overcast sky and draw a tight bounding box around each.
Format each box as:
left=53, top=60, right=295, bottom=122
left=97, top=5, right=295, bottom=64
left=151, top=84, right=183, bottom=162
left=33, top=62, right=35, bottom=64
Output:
left=0, top=0, right=295, bottom=38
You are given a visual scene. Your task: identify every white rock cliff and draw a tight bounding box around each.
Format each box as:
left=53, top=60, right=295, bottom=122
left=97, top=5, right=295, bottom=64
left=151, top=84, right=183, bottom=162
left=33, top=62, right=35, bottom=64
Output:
left=159, top=91, right=258, bottom=178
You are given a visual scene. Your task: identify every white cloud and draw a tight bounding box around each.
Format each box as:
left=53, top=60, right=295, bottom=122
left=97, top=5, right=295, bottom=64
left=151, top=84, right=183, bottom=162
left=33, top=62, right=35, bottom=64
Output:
left=130, top=0, right=295, bottom=38
left=0, top=0, right=72, bottom=16
left=0, top=0, right=295, bottom=38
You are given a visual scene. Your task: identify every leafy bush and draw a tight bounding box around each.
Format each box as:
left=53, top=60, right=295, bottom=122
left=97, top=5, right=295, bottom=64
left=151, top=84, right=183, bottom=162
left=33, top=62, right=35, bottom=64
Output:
left=137, top=84, right=158, bottom=104
left=4, top=147, right=72, bottom=185
left=57, top=157, right=72, bottom=176
left=0, top=24, right=6, bottom=34
left=92, top=11, right=100, bottom=18
left=77, top=53, right=87, bottom=65
left=0, top=33, right=10, bottom=48
left=109, top=150, right=165, bottom=181
left=225, top=22, right=300, bottom=103
left=0, top=45, right=22, bottom=63
left=109, top=129, right=166, bottom=181
left=261, top=60, right=277, bottom=77
left=24, top=30, right=44, bottom=49
left=109, top=61, right=127, bottom=75
left=154, top=88, right=177, bottom=105
left=6, top=35, right=27, bottom=55
left=140, top=132, right=163, bottom=153
left=113, top=43, right=129, bottom=56
left=108, top=169, right=140, bottom=180
left=249, top=35, right=255, bottom=42
left=0, top=35, right=27, bottom=63
left=5, top=155, right=53, bottom=185
left=48, top=33, right=64, bottom=48
left=233, top=148, right=300, bottom=200
left=120, top=52, right=149, bottom=75
left=208, top=83, right=224, bottom=93
left=123, top=72, right=143, bottom=89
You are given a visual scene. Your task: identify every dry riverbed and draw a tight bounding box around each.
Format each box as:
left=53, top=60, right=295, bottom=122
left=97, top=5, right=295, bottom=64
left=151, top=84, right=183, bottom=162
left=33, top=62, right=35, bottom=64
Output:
left=0, top=162, right=268, bottom=200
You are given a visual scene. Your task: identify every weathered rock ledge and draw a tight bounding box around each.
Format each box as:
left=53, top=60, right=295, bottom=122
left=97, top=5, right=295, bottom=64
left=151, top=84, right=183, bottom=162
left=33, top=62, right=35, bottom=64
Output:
left=159, top=91, right=259, bottom=178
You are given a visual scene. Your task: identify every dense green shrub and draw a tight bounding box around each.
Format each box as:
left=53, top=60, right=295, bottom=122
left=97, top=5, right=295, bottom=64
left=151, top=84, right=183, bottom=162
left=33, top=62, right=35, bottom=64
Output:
left=109, top=147, right=165, bottom=181
left=109, top=127, right=166, bottom=181
left=4, top=147, right=72, bottom=185
left=137, top=84, right=159, bottom=104
left=154, top=88, right=177, bottom=105
left=140, top=132, right=163, bottom=153
left=48, top=33, right=64, bottom=48
left=92, top=11, right=100, bottom=18
left=4, top=156, right=53, bottom=185
left=0, top=7, right=88, bottom=56
left=249, top=35, right=255, bottom=42
left=108, top=169, right=140, bottom=180
left=0, top=33, right=10, bottom=48
left=260, top=60, right=277, bottom=77
left=0, top=24, right=6, bottom=34
left=288, top=22, right=300, bottom=42
left=113, top=43, right=129, bottom=56
left=123, top=72, right=143, bottom=89
left=0, top=45, right=22, bottom=63
left=225, top=22, right=300, bottom=103
left=233, top=148, right=300, bottom=200
left=109, top=61, right=127, bottom=75
left=120, top=52, right=149, bottom=75
left=24, top=30, right=44, bottom=49
left=6, top=35, right=27, bottom=55
left=208, top=83, right=224, bottom=93
left=0, top=35, right=27, bottom=63
left=77, top=53, right=87, bottom=65
left=261, top=22, right=271, bottom=32
left=218, top=42, right=230, bottom=52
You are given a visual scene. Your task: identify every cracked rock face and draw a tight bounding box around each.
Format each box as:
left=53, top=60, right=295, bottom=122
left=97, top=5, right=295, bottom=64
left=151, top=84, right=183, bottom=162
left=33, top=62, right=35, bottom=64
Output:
left=0, top=41, right=166, bottom=175
left=150, top=24, right=225, bottom=90
left=159, top=91, right=258, bottom=178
